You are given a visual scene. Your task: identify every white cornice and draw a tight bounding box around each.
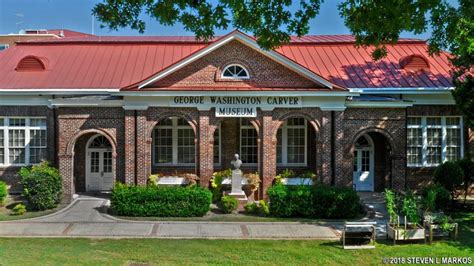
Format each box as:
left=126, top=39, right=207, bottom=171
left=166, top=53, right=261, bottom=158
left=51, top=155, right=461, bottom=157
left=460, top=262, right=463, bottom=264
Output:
left=116, top=91, right=355, bottom=97
left=349, top=87, right=454, bottom=94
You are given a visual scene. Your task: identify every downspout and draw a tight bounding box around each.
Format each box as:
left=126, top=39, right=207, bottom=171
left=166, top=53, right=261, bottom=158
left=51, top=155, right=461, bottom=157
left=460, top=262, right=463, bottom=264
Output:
left=331, top=111, right=336, bottom=186
left=134, top=110, right=138, bottom=185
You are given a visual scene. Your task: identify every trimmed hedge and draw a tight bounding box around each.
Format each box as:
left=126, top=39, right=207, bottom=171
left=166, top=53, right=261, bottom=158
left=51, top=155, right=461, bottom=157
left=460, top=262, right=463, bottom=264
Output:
left=111, top=184, right=212, bottom=217
left=267, top=184, right=363, bottom=219
left=19, top=162, right=62, bottom=211
left=0, top=181, right=7, bottom=205
left=220, top=196, right=238, bottom=214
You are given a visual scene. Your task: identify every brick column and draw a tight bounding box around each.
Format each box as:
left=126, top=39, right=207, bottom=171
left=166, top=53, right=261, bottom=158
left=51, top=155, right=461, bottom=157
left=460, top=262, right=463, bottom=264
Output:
left=333, top=111, right=351, bottom=187
left=319, top=111, right=332, bottom=184
left=58, top=154, right=74, bottom=200
left=392, top=155, right=406, bottom=190
left=260, top=112, right=277, bottom=199
left=124, top=110, right=136, bottom=185
left=136, top=110, right=150, bottom=185
left=198, top=111, right=214, bottom=187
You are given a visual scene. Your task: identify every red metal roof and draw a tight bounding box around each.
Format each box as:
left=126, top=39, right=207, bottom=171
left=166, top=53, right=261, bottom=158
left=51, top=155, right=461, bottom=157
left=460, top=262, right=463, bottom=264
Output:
left=0, top=33, right=453, bottom=90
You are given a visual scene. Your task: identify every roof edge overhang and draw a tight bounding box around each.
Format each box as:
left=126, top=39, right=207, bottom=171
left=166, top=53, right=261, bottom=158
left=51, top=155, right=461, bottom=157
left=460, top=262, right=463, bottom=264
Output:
left=131, top=30, right=341, bottom=90
left=349, top=87, right=454, bottom=95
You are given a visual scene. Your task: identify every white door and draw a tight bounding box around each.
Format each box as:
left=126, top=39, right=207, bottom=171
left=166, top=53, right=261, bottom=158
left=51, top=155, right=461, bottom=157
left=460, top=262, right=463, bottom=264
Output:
left=353, top=148, right=374, bottom=191
left=86, top=135, right=114, bottom=191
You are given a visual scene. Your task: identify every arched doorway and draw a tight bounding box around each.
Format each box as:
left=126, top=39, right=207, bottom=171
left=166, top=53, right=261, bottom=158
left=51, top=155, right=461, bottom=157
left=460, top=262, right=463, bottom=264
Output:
left=353, top=134, right=375, bottom=191
left=85, top=134, right=114, bottom=191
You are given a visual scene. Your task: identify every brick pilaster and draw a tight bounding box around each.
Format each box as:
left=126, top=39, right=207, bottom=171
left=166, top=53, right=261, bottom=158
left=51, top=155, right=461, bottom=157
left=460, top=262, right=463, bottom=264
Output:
left=124, top=110, right=136, bottom=185
left=260, top=112, right=277, bottom=199
left=333, top=111, right=351, bottom=187
left=198, top=111, right=214, bottom=187
left=58, top=154, right=74, bottom=199
left=136, top=110, right=150, bottom=185
left=319, top=111, right=332, bottom=184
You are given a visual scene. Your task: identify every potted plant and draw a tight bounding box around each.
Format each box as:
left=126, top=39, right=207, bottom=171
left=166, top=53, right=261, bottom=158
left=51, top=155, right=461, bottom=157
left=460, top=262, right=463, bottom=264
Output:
left=423, top=212, right=458, bottom=244
left=385, top=189, right=426, bottom=244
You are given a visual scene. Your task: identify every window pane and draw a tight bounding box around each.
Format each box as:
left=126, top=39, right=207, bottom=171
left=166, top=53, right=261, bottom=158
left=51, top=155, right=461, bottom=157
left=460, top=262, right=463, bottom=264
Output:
left=30, top=148, right=46, bottom=164
left=178, top=128, right=195, bottom=164
left=446, top=117, right=461, bottom=126
left=407, top=127, right=422, bottom=165
left=213, top=129, right=220, bottom=164
left=30, top=130, right=47, bottom=147
left=9, top=118, right=25, bottom=127
left=90, top=152, right=100, bottom=173
left=276, top=128, right=282, bottom=164
left=427, top=117, right=441, bottom=126
left=427, top=128, right=442, bottom=165
left=446, top=128, right=461, bottom=161
left=9, top=129, right=25, bottom=147
left=0, top=118, right=3, bottom=126
left=287, top=128, right=305, bottom=164
left=30, top=118, right=46, bottom=127
left=159, top=118, right=173, bottom=126
left=0, top=130, right=3, bottom=164
left=287, top=118, right=305, bottom=126
left=103, top=151, right=112, bottom=173
left=407, top=117, right=421, bottom=126
left=240, top=126, right=258, bottom=164
left=407, top=147, right=422, bottom=165
left=154, top=128, right=172, bottom=164
left=407, top=128, right=422, bottom=146
left=9, top=148, right=25, bottom=164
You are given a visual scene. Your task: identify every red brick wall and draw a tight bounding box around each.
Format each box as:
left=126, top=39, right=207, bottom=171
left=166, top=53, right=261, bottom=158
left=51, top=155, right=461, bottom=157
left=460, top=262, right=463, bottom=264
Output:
left=149, top=40, right=320, bottom=89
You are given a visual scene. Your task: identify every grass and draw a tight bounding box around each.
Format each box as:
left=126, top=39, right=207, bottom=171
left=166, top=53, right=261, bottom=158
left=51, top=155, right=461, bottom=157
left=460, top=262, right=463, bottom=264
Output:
left=0, top=212, right=472, bottom=265
left=0, top=194, right=68, bottom=221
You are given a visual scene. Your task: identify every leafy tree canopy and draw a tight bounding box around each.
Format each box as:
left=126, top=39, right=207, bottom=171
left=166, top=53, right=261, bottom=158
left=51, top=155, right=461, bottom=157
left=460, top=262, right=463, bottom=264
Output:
left=93, top=0, right=474, bottom=125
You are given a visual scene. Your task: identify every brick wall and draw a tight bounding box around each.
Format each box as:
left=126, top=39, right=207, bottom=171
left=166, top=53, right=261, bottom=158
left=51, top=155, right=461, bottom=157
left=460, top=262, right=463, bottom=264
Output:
left=0, top=106, right=54, bottom=192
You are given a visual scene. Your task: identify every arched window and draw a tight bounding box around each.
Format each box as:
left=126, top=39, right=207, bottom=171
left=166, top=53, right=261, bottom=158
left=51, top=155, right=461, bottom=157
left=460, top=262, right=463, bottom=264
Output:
left=88, top=135, right=112, bottom=148
left=276, top=118, right=307, bottom=165
left=221, top=64, right=249, bottom=79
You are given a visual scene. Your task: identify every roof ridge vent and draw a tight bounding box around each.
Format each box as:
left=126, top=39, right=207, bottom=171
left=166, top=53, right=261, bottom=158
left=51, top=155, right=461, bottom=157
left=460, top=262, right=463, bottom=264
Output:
left=15, top=56, right=46, bottom=72
left=399, top=54, right=430, bottom=71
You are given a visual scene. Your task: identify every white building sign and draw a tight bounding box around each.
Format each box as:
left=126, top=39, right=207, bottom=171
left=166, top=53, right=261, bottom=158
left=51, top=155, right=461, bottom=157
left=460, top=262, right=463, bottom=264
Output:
left=171, top=96, right=302, bottom=117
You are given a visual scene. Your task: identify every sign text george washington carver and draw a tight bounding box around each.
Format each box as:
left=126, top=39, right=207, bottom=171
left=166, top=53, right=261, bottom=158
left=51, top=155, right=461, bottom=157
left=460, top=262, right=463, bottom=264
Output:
left=171, top=96, right=302, bottom=117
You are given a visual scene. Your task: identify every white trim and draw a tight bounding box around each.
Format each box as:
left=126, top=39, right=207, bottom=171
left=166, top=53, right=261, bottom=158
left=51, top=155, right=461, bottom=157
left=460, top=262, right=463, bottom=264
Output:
left=85, top=134, right=114, bottom=191
left=0, top=117, right=47, bottom=167
left=240, top=118, right=258, bottom=166
left=346, top=101, right=413, bottom=108
left=0, top=89, right=120, bottom=95
left=138, top=31, right=335, bottom=89
left=118, top=91, right=355, bottom=97
left=349, top=87, right=454, bottom=95
left=407, top=116, right=464, bottom=168
left=221, top=64, right=250, bottom=79
left=353, top=134, right=375, bottom=192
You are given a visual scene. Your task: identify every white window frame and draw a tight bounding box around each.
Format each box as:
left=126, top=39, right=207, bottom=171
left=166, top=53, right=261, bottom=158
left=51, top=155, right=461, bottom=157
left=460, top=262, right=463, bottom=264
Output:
left=407, top=116, right=464, bottom=167
left=277, top=119, right=308, bottom=166
left=240, top=119, right=258, bottom=165
left=0, top=117, right=47, bottom=166
left=221, top=64, right=250, bottom=79
left=213, top=125, right=221, bottom=166
left=153, top=117, right=195, bottom=166
left=0, top=44, right=9, bottom=51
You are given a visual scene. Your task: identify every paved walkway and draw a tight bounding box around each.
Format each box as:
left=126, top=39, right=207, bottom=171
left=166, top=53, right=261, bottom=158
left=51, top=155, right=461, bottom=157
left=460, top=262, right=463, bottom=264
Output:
left=0, top=195, right=339, bottom=239
left=0, top=193, right=387, bottom=239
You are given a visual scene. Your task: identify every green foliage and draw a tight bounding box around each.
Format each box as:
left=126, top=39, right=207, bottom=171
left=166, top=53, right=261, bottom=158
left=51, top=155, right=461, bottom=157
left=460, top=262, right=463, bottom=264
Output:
left=434, top=161, right=464, bottom=198
left=267, top=184, right=362, bottom=219
left=384, top=189, right=398, bottom=224
left=219, top=196, right=238, bottom=214
left=93, top=0, right=324, bottom=50
left=211, top=169, right=231, bottom=202
left=244, top=200, right=269, bottom=216
left=10, top=203, right=26, bottom=216
left=148, top=174, right=160, bottom=186
left=456, top=157, right=474, bottom=201
left=438, top=215, right=456, bottom=232
left=274, top=169, right=296, bottom=185
left=422, top=184, right=451, bottom=211
left=300, top=171, right=317, bottom=180
left=400, top=191, right=420, bottom=225
left=0, top=181, right=7, bottom=205
left=111, top=183, right=212, bottom=217
left=19, top=162, right=63, bottom=211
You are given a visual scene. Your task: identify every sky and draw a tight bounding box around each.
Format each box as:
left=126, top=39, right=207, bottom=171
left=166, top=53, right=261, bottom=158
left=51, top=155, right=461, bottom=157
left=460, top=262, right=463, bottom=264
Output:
left=0, top=0, right=459, bottom=39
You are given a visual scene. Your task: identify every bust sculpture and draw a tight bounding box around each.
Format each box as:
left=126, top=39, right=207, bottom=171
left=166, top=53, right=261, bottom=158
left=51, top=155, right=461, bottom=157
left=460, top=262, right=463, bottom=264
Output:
left=231, top=154, right=242, bottom=170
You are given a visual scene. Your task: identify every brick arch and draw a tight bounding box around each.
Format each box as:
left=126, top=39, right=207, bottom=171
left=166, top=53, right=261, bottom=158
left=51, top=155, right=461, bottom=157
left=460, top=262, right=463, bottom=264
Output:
left=350, top=127, right=396, bottom=154
left=273, top=111, right=321, bottom=139
left=147, top=111, right=198, bottom=138
left=65, top=128, right=117, bottom=157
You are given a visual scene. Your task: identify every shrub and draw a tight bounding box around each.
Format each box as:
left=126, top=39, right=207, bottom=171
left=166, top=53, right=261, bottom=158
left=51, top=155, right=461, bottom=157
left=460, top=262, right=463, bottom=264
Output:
left=11, top=203, right=26, bottom=216
left=422, top=184, right=450, bottom=211
left=148, top=174, right=160, bottom=186
left=220, top=196, right=238, bottom=214
left=244, top=200, right=269, bottom=216
left=111, top=183, right=212, bottom=217
left=19, top=161, right=62, bottom=211
left=243, top=172, right=260, bottom=193
left=211, top=169, right=231, bottom=202
left=0, top=181, right=7, bottom=205
left=267, top=184, right=362, bottom=219
left=400, top=191, right=420, bottom=224
left=384, top=189, right=398, bottom=224
left=434, top=161, right=464, bottom=198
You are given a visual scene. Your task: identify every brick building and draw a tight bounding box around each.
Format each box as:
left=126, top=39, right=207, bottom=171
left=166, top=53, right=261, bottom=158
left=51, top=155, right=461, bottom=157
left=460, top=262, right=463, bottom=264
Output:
left=0, top=31, right=468, bottom=199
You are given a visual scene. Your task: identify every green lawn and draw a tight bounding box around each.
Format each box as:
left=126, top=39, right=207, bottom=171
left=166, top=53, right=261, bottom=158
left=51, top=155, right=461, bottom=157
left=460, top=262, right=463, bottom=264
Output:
left=0, top=212, right=472, bottom=265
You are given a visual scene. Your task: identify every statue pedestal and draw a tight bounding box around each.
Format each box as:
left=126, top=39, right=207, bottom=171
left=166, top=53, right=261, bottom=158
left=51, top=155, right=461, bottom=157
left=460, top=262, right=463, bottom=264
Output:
left=229, top=169, right=247, bottom=201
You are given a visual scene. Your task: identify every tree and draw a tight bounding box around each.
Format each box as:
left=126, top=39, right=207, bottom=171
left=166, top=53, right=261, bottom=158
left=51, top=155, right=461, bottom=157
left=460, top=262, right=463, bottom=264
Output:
left=93, top=0, right=473, bottom=124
